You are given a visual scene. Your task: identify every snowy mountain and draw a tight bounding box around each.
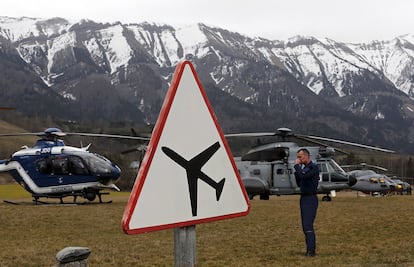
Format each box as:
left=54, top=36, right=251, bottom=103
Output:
left=0, top=16, right=414, bottom=152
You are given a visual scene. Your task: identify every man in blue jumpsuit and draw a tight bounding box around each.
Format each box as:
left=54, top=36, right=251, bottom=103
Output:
left=294, top=148, right=319, bottom=257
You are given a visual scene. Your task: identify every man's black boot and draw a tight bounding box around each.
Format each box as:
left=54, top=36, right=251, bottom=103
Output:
left=305, top=250, right=316, bottom=257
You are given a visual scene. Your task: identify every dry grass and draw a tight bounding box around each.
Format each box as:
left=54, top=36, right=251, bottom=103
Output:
left=1, top=186, right=414, bottom=267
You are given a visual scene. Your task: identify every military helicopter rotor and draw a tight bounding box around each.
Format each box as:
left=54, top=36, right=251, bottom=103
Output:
left=341, top=163, right=389, bottom=172
left=225, top=127, right=394, bottom=154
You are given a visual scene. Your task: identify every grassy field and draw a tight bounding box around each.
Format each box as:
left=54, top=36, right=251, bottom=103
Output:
left=1, top=185, right=414, bottom=267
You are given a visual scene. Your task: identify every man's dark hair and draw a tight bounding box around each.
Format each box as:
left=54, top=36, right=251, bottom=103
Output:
left=297, top=148, right=310, bottom=156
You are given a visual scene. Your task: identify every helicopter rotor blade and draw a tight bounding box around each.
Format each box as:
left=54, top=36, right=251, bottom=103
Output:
left=296, top=134, right=395, bottom=153
left=342, top=163, right=388, bottom=172
left=66, top=132, right=151, bottom=141
left=0, top=132, right=44, bottom=137
left=121, top=148, right=140, bottom=154
left=0, top=129, right=151, bottom=141
left=362, top=164, right=388, bottom=172
left=0, top=128, right=67, bottom=138
left=294, top=135, right=349, bottom=155
left=121, top=144, right=148, bottom=154
left=224, top=132, right=276, bottom=138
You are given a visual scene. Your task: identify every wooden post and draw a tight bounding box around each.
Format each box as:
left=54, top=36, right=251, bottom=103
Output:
left=174, top=225, right=196, bottom=267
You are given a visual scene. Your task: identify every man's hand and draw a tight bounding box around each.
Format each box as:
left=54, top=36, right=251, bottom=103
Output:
left=295, top=158, right=301, bottom=165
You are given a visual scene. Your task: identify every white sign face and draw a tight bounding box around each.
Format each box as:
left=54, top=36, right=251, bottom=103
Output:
left=122, top=61, right=250, bottom=234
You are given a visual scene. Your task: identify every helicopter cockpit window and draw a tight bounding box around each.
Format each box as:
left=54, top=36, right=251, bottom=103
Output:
left=328, top=160, right=347, bottom=175
left=83, top=153, right=113, bottom=175
left=68, top=156, right=89, bottom=175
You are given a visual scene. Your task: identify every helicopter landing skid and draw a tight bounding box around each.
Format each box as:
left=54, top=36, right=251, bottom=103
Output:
left=3, top=198, right=112, bottom=205
left=30, top=191, right=113, bottom=205
left=3, top=199, right=77, bottom=205
left=3, top=192, right=113, bottom=205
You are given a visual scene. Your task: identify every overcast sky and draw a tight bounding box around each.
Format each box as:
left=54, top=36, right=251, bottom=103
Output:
left=2, top=0, right=413, bottom=43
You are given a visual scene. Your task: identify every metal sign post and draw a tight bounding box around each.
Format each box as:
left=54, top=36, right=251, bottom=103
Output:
left=174, top=225, right=196, bottom=267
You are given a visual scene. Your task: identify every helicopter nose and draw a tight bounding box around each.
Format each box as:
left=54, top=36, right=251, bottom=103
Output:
left=112, top=165, right=121, bottom=179
left=348, top=174, right=357, bottom=187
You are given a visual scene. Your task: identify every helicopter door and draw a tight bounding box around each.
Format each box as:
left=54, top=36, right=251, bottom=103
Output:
left=272, top=162, right=295, bottom=194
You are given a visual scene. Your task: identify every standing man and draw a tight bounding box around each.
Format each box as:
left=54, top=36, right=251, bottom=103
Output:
left=294, top=148, right=319, bottom=257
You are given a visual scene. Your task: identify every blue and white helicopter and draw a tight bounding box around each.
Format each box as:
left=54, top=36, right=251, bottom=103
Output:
left=0, top=128, right=149, bottom=204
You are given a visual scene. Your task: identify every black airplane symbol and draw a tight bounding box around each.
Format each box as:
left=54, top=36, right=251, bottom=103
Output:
left=161, top=141, right=226, bottom=216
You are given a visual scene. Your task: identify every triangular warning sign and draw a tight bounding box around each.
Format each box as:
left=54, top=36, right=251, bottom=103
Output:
left=122, top=61, right=250, bottom=234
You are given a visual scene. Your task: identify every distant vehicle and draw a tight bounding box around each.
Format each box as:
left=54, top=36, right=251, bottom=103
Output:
left=390, top=177, right=412, bottom=195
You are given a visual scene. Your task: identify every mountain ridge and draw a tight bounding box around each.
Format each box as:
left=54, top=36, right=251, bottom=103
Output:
left=0, top=16, right=413, bottom=153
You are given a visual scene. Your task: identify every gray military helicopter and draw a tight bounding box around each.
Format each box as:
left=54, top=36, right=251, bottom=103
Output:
left=230, top=128, right=394, bottom=201
left=349, top=170, right=396, bottom=195
left=342, top=164, right=400, bottom=195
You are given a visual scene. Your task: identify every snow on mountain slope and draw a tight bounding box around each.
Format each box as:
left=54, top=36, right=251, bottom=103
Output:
left=46, top=31, right=77, bottom=73
left=126, top=23, right=181, bottom=67
left=83, top=37, right=106, bottom=69
left=175, top=24, right=210, bottom=61
left=96, top=24, right=133, bottom=74
left=349, top=37, right=414, bottom=97
left=0, top=16, right=70, bottom=42
left=0, top=17, right=44, bottom=41
left=258, top=36, right=386, bottom=97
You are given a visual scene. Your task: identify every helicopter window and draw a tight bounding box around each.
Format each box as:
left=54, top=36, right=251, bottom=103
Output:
left=321, top=173, right=330, bottom=182
left=52, top=157, right=69, bottom=175
left=328, top=160, right=347, bottom=175
left=36, top=159, right=52, bottom=174
left=253, top=169, right=261, bottom=175
left=68, top=156, right=89, bottom=175
left=317, top=163, right=328, bottom=173
left=82, top=153, right=113, bottom=175
left=276, top=169, right=284, bottom=175
left=325, top=163, right=335, bottom=173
